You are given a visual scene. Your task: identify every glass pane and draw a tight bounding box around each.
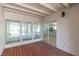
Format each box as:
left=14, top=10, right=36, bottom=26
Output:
left=22, top=22, right=33, bottom=41
left=33, top=23, right=41, bottom=39
left=49, top=22, right=56, bottom=46
left=42, top=23, right=48, bottom=43
left=6, top=21, right=20, bottom=44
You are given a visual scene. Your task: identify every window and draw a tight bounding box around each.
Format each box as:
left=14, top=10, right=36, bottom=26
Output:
left=33, top=23, right=41, bottom=39
left=49, top=22, right=57, bottom=32
left=6, top=21, right=20, bottom=44
left=6, top=20, right=42, bottom=44
left=22, top=22, right=33, bottom=41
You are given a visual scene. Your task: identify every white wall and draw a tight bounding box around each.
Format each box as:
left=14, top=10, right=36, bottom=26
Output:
left=43, top=4, right=79, bottom=55
left=0, top=4, right=5, bottom=55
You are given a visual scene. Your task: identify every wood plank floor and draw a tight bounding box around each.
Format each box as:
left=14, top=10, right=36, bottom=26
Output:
left=2, top=41, right=73, bottom=56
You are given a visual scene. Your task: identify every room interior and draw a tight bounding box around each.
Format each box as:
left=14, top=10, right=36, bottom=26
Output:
left=0, top=3, right=79, bottom=56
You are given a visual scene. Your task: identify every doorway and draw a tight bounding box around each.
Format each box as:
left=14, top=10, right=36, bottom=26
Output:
left=43, top=22, right=57, bottom=47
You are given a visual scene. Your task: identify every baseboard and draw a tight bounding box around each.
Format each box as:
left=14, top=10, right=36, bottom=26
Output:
left=56, top=47, right=74, bottom=56
left=0, top=47, right=4, bottom=56
left=23, top=39, right=42, bottom=45
left=5, top=39, right=43, bottom=49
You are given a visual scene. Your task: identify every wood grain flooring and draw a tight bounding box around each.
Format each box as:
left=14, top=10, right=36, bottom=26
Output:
left=2, top=41, right=73, bottom=56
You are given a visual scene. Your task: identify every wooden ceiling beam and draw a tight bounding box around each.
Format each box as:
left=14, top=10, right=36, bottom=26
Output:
left=40, top=3, right=58, bottom=12
left=14, top=3, right=50, bottom=15
left=62, top=3, right=69, bottom=8
left=1, top=3, right=46, bottom=17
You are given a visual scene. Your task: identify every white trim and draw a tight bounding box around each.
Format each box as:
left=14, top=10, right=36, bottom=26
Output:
left=5, top=39, right=42, bottom=48
left=41, top=23, right=43, bottom=40
left=32, top=23, right=34, bottom=41
left=0, top=47, right=4, bottom=56
left=22, top=39, right=42, bottom=45
left=5, top=42, right=21, bottom=48
left=48, top=24, right=49, bottom=44
left=20, top=21, right=22, bottom=44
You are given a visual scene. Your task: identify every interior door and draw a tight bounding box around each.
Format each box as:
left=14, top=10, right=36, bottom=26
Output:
left=6, top=21, right=21, bottom=44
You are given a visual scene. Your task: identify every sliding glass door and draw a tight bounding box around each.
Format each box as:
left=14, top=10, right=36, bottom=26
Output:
left=42, top=22, right=57, bottom=46
left=6, top=21, right=21, bottom=44
left=6, top=20, right=42, bottom=46
left=22, top=22, right=33, bottom=41
left=33, top=23, right=41, bottom=40
left=49, top=22, right=56, bottom=46
left=6, top=20, right=56, bottom=46
left=42, top=23, right=49, bottom=43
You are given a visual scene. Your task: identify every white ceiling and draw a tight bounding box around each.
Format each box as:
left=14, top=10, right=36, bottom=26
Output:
left=1, top=3, right=75, bottom=18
